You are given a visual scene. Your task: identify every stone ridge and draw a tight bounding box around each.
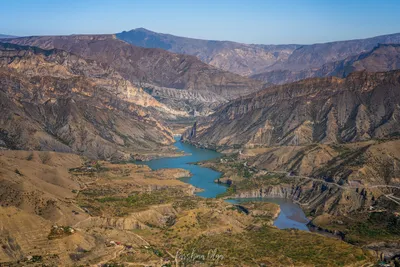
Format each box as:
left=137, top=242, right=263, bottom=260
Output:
left=183, top=70, right=400, bottom=148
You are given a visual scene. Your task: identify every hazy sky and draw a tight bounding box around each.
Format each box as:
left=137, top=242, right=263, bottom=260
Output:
left=2, top=0, right=400, bottom=44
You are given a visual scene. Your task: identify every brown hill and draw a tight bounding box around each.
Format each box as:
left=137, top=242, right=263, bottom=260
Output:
left=0, top=42, right=176, bottom=160
left=116, top=28, right=400, bottom=81
left=117, top=28, right=300, bottom=76
left=5, top=35, right=264, bottom=114
left=183, top=70, right=400, bottom=148
left=252, top=44, right=400, bottom=84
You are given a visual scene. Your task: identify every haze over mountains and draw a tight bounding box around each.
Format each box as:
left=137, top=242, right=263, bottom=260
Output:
left=0, top=34, right=16, bottom=39
left=5, top=34, right=264, bottom=115
left=117, top=28, right=300, bottom=76
left=117, top=28, right=400, bottom=84
left=1, top=25, right=400, bottom=266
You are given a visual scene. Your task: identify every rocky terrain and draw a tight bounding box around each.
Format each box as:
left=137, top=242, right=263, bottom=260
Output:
left=4, top=34, right=265, bottom=115
left=0, top=150, right=376, bottom=266
left=117, top=28, right=300, bottom=76
left=0, top=42, right=180, bottom=160
left=117, top=28, right=400, bottom=84
left=1, top=28, right=400, bottom=266
left=183, top=70, right=400, bottom=148
left=253, top=43, right=400, bottom=84
left=199, top=139, right=400, bottom=261
left=183, top=69, right=400, bottom=263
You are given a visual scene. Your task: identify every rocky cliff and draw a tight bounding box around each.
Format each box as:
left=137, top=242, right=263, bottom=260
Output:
left=183, top=70, right=400, bottom=148
left=0, top=42, right=176, bottom=159
left=4, top=35, right=265, bottom=114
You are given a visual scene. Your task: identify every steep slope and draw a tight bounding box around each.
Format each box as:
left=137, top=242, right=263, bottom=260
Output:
left=183, top=70, right=400, bottom=148
left=116, top=28, right=300, bottom=76
left=0, top=42, right=176, bottom=159
left=274, top=32, right=400, bottom=72
left=116, top=28, right=400, bottom=83
left=253, top=44, right=400, bottom=84
left=5, top=35, right=264, bottom=114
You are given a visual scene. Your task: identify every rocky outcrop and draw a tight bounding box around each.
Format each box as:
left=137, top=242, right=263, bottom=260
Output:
left=232, top=179, right=372, bottom=216
left=183, top=70, right=400, bottom=148
left=143, top=84, right=227, bottom=115
left=0, top=42, right=176, bottom=159
left=76, top=205, right=178, bottom=230
left=4, top=35, right=265, bottom=114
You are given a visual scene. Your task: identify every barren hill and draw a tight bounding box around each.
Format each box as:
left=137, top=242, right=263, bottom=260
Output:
left=0, top=42, right=177, bottom=160
left=5, top=35, right=265, bottom=115
left=183, top=70, right=400, bottom=148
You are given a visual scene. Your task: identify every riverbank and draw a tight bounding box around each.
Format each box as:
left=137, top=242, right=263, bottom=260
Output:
left=140, top=138, right=313, bottom=230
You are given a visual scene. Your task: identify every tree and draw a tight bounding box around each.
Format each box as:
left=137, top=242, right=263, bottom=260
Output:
left=375, top=157, right=395, bottom=185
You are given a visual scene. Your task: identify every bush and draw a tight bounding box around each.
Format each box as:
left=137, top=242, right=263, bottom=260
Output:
left=39, top=152, right=51, bottom=164
left=26, top=152, right=34, bottom=161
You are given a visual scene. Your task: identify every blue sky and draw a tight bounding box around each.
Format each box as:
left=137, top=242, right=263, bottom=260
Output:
left=2, top=0, right=400, bottom=44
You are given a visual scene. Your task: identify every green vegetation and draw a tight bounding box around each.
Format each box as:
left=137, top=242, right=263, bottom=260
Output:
left=31, top=255, right=43, bottom=263
left=26, top=152, right=34, bottom=161
left=78, top=188, right=188, bottom=216
left=48, top=226, right=74, bottom=240
left=39, top=151, right=51, bottom=164
left=344, top=212, right=400, bottom=244
left=96, top=189, right=180, bottom=207
left=14, top=169, right=23, bottom=176
left=183, top=226, right=372, bottom=266
left=216, top=185, right=236, bottom=198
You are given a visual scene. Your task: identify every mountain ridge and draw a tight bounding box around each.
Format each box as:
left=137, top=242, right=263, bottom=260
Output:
left=4, top=34, right=265, bottom=115
left=183, top=69, right=400, bottom=148
left=117, top=28, right=400, bottom=79
left=0, top=41, right=179, bottom=160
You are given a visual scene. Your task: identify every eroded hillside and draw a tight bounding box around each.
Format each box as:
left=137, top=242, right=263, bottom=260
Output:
left=5, top=35, right=265, bottom=115
left=0, top=42, right=178, bottom=160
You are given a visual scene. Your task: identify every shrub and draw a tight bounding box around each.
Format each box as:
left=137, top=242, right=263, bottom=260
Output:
left=39, top=151, right=51, bottom=164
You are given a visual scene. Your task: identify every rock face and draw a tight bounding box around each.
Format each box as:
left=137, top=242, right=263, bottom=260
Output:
left=232, top=180, right=369, bottom=216
left=116, top=28, right=300, bottom=76
left=0, top=42, right=176, bottom=159
left=5, top=34, right=265, bottom=114
left=183, top=70, right=400, bottom=148
left=252, top=44, right=400, bottom=84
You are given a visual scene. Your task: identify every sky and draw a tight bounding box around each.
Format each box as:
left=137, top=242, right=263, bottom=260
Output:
left=2, top=0, right=400, bottom=44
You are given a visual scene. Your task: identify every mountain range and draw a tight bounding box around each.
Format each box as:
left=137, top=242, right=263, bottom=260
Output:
left=0, top=42, right=177, bottom=160
left=183, top=70, right=400, bottom=148
left=4, top=34, right=264, bottom=115
left=1, top=27, right=400, bottom=266
left=117, top=28, right=400, bottom=84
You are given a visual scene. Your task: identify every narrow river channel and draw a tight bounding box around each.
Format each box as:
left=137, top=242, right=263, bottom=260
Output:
left=138, top=137, right=309, bottom=231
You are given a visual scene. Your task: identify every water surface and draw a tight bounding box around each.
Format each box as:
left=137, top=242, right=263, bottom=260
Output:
left=226, top=198, right=309, bottom=231
left=139, top=138, right=309, bottom=230
left=138, top=137, right=226, bottom=198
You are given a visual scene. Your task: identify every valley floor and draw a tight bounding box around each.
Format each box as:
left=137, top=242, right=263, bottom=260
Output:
left=0, top=150, right=379, bottom=266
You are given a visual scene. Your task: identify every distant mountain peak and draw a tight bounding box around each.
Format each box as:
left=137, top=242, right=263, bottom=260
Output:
left=0, top=34, right=17, bottom=39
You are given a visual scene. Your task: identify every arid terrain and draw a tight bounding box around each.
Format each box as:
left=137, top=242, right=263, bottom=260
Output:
left=0, top=150, right=377, bottom=266
left=1, top=22, right=400, bottom=267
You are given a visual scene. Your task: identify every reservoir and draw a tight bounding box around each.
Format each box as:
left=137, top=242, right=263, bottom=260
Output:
left=139, top=137, right=309, bottom=230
